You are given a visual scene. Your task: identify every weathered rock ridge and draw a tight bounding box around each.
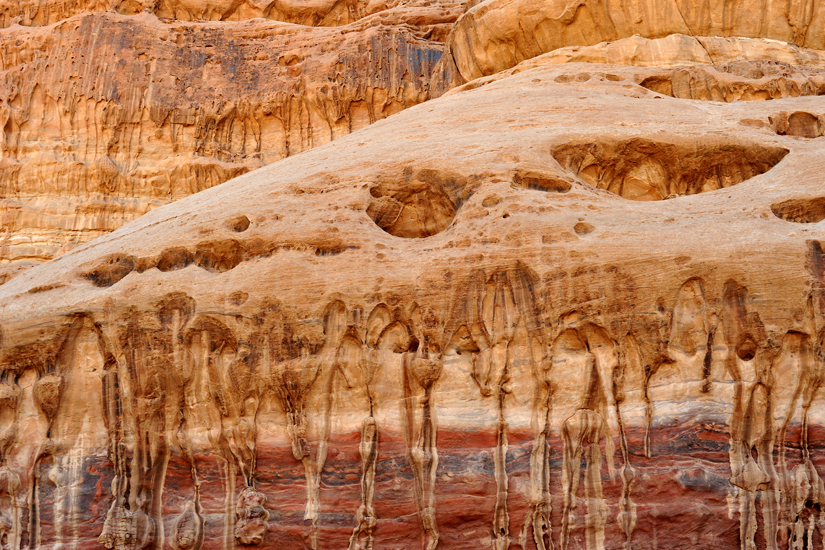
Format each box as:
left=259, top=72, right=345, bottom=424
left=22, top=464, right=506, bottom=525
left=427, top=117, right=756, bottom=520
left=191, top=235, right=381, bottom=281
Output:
left=7, top=0, right=825, bottom=278
left=0, top=0, right=449, bottom=27
left=0, top=2, right=460, bottom=268
left=438, top=0, right=825, bottom=84
left=1, top=43, right=825, bottom=549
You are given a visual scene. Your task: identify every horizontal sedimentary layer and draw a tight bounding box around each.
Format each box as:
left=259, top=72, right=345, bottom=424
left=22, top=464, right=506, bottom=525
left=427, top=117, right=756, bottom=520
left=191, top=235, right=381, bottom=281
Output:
left=21, top=422, right=812, bottom=550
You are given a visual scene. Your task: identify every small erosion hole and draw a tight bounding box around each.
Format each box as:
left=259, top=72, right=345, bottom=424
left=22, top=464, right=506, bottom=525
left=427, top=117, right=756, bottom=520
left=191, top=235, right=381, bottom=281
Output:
left=772, top=111, right=823, bottom=139
left=27, top=284, right=65, bottom=294
left=574, top=222, right=594, bottom=235
left=82, top=254, right=136, bottom=287
left=228, top=215, right=251, bottom=232
left=194, top=240, right=245, bottom=273
left=229, top=291, right=249, bottom=306
left=770, top=197, right=825, bottom=224
left=512, top=169, right=572, bottom=193
left=156, top=247, right=194, bottom=272
left=736, top=337, right=757, bottom=361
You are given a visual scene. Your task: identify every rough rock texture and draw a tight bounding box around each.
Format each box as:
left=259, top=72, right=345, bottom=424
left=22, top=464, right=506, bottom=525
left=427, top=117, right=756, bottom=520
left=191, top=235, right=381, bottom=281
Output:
left=0, top=0, right=438, bottom=27
left=1, top=28, right=825, bottom=547
left=437, top=0, right=825, bottom=85
left=0, top=1, right=461, bottom=268
left=445, top=34, right=825, bottom=104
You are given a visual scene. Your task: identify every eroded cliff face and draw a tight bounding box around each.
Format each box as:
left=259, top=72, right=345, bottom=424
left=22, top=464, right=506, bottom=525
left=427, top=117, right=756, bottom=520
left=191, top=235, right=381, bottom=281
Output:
left=6, top=0, right=825, bottom=277
left=0, top=46, right=824, bottom=548
left=435, top=0, right=825, bottom=86
left=0, top=0, right=448, bottom=28
left=0, top=1, right=461, bottom=268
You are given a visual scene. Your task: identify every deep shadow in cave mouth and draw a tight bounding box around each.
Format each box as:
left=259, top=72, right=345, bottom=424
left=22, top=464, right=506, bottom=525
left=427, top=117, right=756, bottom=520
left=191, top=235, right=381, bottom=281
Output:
left=551, top=138, right=789, bottom=201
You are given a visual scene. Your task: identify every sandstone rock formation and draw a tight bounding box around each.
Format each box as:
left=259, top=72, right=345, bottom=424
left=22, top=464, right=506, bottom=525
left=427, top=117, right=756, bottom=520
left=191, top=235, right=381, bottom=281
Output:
left=1, top=24, right=825, bottom=546
left=438, top=0, right=825, bottom=84
left=0, top=0, right=442, bottom=27
left=5, top=0, right=825, bottom=279
left=3, top=0, right=825, bottom=548
left=0, top=0, right=462, bottom=268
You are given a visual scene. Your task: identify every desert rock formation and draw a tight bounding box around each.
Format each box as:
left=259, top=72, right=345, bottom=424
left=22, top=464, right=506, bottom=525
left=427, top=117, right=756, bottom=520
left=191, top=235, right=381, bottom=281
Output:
left=0, top=0, right=445, bottom=27
left=438, top=0, right=825, bottom=84
left=2, top=0, right=825, bottom=549
left=0, top=0, right=461, bottom=269
left=2, top=31, right=825, bottom=548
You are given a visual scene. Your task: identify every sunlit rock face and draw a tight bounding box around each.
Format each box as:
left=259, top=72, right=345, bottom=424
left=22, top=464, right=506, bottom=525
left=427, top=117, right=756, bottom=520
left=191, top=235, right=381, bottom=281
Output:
left=0, top=0, right=462, bottom=270
left=2, top=0, right=825, bottom=549
left=436, top=0, right=825, bottom=84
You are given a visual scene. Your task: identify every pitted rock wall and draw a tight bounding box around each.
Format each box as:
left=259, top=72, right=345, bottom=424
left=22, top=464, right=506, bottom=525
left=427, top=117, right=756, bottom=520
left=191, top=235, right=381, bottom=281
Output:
left=437, top=0, right=825, bottom=85
left=0, top=4, right=461, bottom=269
left=1, top=55, right=825, bottom=549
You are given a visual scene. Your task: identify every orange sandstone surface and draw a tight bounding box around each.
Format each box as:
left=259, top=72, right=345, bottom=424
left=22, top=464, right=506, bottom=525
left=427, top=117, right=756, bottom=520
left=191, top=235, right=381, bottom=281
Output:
left=0, top=1, right=824, bottom=550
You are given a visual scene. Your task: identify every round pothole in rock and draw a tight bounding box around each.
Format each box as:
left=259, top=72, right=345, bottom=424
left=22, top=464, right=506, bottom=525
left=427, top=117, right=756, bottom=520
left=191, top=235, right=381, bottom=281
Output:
left=551, top=138, right=789, bottom=201
left=367, top=176, right=457, bottom=238
left=228, top=215, right=251, bottom=232
left=574, top=222, right=595, bottom=235
left=771, top=197, right=825, bottom=223
left=156, top=247, right=194, bottom=272
left=737, top=336, right=757, bottom=361
left=771, top=111, right=823, bottom=138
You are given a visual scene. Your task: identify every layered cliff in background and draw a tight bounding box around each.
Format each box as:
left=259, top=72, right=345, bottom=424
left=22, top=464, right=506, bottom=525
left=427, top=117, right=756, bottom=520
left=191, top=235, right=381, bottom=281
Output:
left=0, top=0, right=437, bottom=27
left=0, top=0, right=462, bottom=271
left=434, top=0, right=825, bottom=86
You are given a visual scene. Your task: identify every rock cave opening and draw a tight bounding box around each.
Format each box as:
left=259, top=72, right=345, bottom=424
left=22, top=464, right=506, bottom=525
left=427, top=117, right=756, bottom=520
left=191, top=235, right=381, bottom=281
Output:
left=551, top=139, right=789, bottom=201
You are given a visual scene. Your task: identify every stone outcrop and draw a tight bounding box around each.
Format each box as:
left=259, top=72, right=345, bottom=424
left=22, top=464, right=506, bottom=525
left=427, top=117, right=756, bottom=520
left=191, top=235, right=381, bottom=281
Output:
left=437, top=0, right=825, bottom=85
left=0, top=0, right=448, bottom=27
left=3, top=0, right=825, bottom=548
left=1, top=39, right=825, bottom=548
left=0, top=1, right=462, bottom=269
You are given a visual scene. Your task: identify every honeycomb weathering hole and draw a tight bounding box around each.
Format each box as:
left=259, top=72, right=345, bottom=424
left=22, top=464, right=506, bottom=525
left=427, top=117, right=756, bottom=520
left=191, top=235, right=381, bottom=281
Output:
left=771, top=111, right=824, bottom=138
left=771, top=197, right=825, bottom=224
left=367, top=172, right=458, bottom=238
left=638, top=61, right=825, bottom=102
left=82, top=254, right=136, bottom=287
left=551, top=139, right=789, bottom=201
left=512, top=169, right=572, bottom=193
left=228, top=215, right=251, bottom=232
